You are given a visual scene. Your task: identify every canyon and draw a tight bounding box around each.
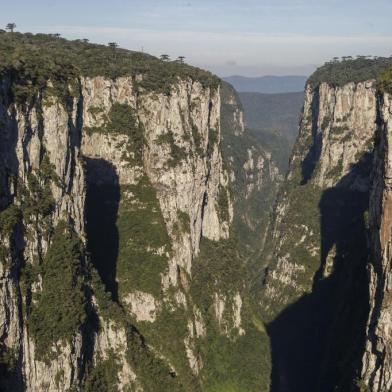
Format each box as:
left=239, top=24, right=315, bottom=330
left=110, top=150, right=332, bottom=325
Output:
left=1, top=32, right=392, bottom=392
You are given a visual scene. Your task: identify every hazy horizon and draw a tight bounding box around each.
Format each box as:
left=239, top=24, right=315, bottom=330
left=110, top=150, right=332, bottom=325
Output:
left=2, top=0, right=392, bottom=76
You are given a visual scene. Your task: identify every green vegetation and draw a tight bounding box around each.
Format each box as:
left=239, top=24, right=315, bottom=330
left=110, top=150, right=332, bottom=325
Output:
left=216, top=186, right=230, bottom=223
left=191, top=238, right=243, bottom=310
left=116, top=176, right=171, bottom=297
left=327, top=158, right=344, bottom=180
left=136, top=305, right=198, bottom=391
left=321, top=115, right=331, bottom=130
left=308, top=56, right=392, bottom=87
left=355, top=378, right=371, bottom=392
left=251, top=128, right=292, bottom=173
left=89, top=268, right=188, bottom=391
left=190, top=238, right=271, bottom=391
left=157, top=130, right=188, bottom=167
left=220, top=87, right=280, bottom=250
left=191, top=124, right=203, bottom=155
left=14, top=155, right=60, bottom=267
left=0, top=32, right=219, bottom=104
left=220, top=82, right=283, bottom=311
left=197, top=324, right=270, bottom=392
left=18, top=155, right=59, bottom=240
left=331, top=126, right=346, bottom=135
left=20, top=159, right=57, bottom=224
left=83, top=351, right=120, bottom=392
left=0, top=204, right=20, bottom=237
left=0, top=30, right=279, bottom=392
left=5, top=23, right=16, bottom=34
left=207, top=128, right=218, bottom=159
left=238, top=91, right=303, bottom=144
left=88, top=105, right=104, bottom=117
left=106, top=103, right=140, bottom=136
left=277, top=179, right=321, bottom=271
left=89, top=268, right=124, bottom=324
left=174, top=210, right=190, bottom=234
left=86, top=103, right=145, bottom=163
left=126, top=325, right=185, bottom=392
left=29, top=221, right=87, bottom=362
left=257, top=157, right=323, bottom=321
left=377, top=64, right=392, bottom=94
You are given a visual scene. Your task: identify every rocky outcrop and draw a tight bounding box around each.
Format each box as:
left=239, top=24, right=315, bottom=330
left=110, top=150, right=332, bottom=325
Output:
left=0, top=73, right=86, bottom=391
left=0, top=41, right=274, bottom=389
left=261, top=80, right=378, bottom=391
left=262, top=81, right=377, bottom=319
left=80, top=75, right=229, bottom=289
left=361, top=92, right=392, bottom=391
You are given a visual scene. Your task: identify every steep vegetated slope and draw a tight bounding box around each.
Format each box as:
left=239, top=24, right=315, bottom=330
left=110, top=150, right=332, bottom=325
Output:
left=239, top=91, right=304, bottom=142
left=0, top=32, right=280, bottom=392
left=258, top=57, right=392, bottom=392
left=238, top=91, right=304, bottom=173
left=220, top=81, right=283, bottom=279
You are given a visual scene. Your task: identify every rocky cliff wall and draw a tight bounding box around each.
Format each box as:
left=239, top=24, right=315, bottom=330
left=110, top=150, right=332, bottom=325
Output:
left=260, top=80, right=377, bottom=391
left=0, top=52, right=276, bottom=390
left=361, top=92, right=392, bottom=391
left=262, top=81, right=376, bottom=316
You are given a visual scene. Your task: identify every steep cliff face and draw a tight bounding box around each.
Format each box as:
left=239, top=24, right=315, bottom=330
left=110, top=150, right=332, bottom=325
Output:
left=0, top=72, right=87, bottom=391
left=260, top=78, right=378, bottom=391
left=262, top=81, right=376, bottom=316
left=361, top=91, right=392, bottom=391
left=79, top=75, right=235, bottom=391
left=0, top=33, right=274, bottom=392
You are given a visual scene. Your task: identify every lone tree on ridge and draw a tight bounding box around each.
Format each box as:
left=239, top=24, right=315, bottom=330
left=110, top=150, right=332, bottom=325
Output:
left=6, top=23, right=16, bottom=33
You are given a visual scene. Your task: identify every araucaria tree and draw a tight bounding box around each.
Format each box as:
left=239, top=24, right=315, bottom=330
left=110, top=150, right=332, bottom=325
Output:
left=6, top=23, right=16, bottom=33
left=108, top=42, right=118, bottom=59
left=108, top=42, right=118, bottom=49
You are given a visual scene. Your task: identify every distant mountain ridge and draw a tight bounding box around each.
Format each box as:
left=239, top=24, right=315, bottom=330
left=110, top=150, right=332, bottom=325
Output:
left=223, top=75, right=307, bottom=93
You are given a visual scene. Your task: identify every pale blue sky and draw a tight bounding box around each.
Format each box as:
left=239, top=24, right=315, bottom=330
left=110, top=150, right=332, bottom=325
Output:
left=2, top=0, right=392, bottom=76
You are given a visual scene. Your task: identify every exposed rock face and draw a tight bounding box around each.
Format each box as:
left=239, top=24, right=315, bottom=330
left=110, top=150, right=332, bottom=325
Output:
left=261, top=81, right=377, bottom=391
left=361, top=92, right=392, bottom=391
left=262, top=81, right=377, bottom=318
left=80, top=76, right=229, bottom=289
left=0, top=63, right=273, bottom=389
left=0, top=73, right=86, bottom=391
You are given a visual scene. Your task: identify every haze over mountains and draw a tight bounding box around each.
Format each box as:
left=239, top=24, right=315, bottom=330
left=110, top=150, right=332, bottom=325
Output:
left=222, top=77, right=305, bottom=173
left=239, top=91, right=304, bottom=142
left=222, top=75, right=307, bottom=94
left=223, top=74, right=305, bottom=171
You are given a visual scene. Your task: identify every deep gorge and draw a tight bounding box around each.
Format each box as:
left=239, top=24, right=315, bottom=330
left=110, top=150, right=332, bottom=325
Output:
left=1, top=31, right=392, bottom=392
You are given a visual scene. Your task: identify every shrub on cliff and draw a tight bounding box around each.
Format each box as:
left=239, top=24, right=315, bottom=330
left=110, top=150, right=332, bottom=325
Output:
left=29, top=221, right=87, bottom=361
left=377, top=65, right=392, bottom=94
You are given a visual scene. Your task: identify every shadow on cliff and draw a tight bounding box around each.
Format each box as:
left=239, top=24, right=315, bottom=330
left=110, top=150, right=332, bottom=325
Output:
left=268, top=153, right=372, bottom=392
left=301, top=87, right=321, bottom=185
left=85, top=158, right=120, bottom=302
left=0, top=90, right=25, bottom=392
